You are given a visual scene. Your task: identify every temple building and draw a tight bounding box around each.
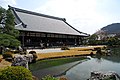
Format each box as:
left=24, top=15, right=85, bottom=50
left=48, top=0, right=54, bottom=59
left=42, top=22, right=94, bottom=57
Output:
left=9, top=6, right=89, bottom=48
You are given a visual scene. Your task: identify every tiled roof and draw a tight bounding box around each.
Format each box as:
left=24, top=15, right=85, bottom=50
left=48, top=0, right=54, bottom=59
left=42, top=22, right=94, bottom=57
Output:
left=9, top=6, right=89, bottom=36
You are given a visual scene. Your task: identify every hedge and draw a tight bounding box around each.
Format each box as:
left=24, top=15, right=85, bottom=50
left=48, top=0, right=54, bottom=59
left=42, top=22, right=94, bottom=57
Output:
left=0, top=66, right=33, bottom=80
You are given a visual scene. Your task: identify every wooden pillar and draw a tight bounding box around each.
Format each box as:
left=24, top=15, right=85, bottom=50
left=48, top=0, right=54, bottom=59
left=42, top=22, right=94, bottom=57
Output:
left=75, top=38, right=77, bottom=46
left=45, top=34, right=47, bottom=48
left=76, top=37, right=79, bottom=45
left=79, top=37, right=83, bottom=45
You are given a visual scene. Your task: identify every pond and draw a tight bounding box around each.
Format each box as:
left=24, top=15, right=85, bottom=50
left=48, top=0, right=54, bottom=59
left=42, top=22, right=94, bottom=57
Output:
left=30, top=48, right=120, bottom=80
left=66, top=57, right=120, bottom=80
left=66, top=48, right=120, bottom=80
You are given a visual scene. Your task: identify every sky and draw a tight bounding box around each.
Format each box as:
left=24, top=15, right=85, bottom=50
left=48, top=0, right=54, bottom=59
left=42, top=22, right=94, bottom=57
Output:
left=0, top=0, right=120, bottom=34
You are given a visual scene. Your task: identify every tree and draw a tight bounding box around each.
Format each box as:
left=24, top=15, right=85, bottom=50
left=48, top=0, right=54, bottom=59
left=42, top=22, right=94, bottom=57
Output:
left=0, top=6, right=20, bottom=48
left=88, top=34, right=98, bottom=45
left=4, top=9, right=19, bottom=37
left=0, top=34, right=21, bottom=47
left=0, top=7, right=19, bottom=37
left=107, top=37, right=120, bottom=46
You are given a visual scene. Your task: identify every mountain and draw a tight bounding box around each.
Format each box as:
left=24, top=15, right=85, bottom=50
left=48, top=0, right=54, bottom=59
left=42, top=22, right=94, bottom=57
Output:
left=101, top=23, right=120, bottom=34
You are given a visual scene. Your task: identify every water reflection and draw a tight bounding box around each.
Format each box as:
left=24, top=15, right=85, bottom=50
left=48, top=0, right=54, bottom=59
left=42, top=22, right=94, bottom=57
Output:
left=93, top=47, right=120, bottom=63
left=103, top=48, right=120, bottom=63
left=54, top=59, right=89, bottom=77
left=94, top=54, right=102, bottom=63
left=65, top=48, right=120, bottom=80
left=66, top=58, right=120, bottom=80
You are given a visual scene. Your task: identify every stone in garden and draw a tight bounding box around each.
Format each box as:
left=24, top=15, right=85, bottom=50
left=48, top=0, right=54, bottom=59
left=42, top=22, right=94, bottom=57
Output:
left=12, top=54, right=28, bottom=69
left=88, top=71, right=120, bottom=80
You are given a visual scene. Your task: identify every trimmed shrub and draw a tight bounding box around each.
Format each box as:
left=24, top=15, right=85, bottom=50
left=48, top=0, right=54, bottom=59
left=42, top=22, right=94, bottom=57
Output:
left=29, top=51, right=37, bottom=63
left=94, top=47, right=102, bottom=54
left=32, top=53, right=38, bottom=63
left=2, top=51, right=13, bottom=62
left=42, top=75, right=59, bottom=80
left=90, top=52, right=94, bottom=56
left=3, top=51, right=13, bottom=57
left=0, top=66, right=33, bottom=80
left=61, top=46, right=70, bottom=50
left=29, top=51, right=36, bottom=54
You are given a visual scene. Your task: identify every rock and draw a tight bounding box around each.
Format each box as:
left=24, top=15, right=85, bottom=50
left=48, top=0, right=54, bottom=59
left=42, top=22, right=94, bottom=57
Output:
left=59, top=76, right=68, bottom=80
left=25, top=54, right=33, bottom=63
left=88, top=71, right=120, bottom=80
left=12, top=54, right=28, bottom=69
left=12, top=54, right=35, bottom=69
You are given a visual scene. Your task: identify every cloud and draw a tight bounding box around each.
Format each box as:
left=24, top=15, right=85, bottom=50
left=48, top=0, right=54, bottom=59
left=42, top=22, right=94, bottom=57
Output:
left=0, top=0, right=16, bottom=9
left=35, top=0, right=107, bottom=34
left=35, top=0, right=97, bottom=18
left=1, top=0, right=118, bottom=34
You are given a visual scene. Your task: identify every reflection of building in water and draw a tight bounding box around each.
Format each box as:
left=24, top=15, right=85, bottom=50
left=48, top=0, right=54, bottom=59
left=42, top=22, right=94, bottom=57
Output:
left=9, top=5, right=89, bottom=48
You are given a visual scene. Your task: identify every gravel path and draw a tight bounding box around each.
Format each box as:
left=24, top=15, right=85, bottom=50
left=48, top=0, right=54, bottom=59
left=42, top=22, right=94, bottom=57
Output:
left=27, top=48, right=64, bottom=53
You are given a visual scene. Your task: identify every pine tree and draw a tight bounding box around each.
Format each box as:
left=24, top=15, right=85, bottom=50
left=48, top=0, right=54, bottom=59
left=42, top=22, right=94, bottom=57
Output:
left=0, top=6, right=20, bottom=48
left=0, top=7, right=5, bottom=33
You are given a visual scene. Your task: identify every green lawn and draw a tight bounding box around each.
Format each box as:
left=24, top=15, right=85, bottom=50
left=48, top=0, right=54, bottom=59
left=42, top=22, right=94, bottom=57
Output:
left=29, top=56, right=89, bottom=71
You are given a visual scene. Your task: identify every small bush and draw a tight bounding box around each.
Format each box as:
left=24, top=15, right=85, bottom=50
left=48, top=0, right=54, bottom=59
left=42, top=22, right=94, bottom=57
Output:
left=94, top=47, right=101, bottom=51
left=32, top=53, right=38, bottom=63
left=90, top=52, right=94, bottom=56
left=29, top=51, right=36, bottom=54
left=94, top=47, right=102, bottom=54
left=42, top=75, right=59, bottom=80
left=2, top=52, right=13, bottom=62
left=29, top=51, right=37, bottom=63
left=61, top=46, right=70, bottom=50
left=0, top=66, right=33, bottom=80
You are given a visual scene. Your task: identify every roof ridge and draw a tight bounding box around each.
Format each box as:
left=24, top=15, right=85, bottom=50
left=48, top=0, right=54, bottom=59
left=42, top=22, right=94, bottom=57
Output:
left=64, top=21, right=90, bottom=36
left=8, top=5, right=66, bottom=21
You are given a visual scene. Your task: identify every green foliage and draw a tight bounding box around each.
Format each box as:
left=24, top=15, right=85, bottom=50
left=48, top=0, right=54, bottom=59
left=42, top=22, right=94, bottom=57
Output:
left=103, top=77, right=116, bottom=80
left=4, top=9, right=19, bottom=37
left=10, top=39, right=21, bottom=47
left=0, top=7, right=5, bottom=15
left=0, top=66, right=33, bottom=80
left=0, top=6, right=20, bottom=48
left=0, top=7, right=5, bottom=27
left=88, top=34, right=98, bottom=45
left=107, top=37, right=120, bottom=46
left=42, top=75, right=59, bottom=80
left=2, top=39, right=10, bottom=46
left=0, top=7, right=19, bottom=37
left=87, top=33, right=120, bottom=46
left=0, top=33, right=21, bottom=47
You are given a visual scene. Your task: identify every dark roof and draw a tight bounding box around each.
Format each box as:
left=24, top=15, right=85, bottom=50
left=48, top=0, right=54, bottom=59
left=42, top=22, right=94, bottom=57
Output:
left=9, top=5, right=89, bottom=36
